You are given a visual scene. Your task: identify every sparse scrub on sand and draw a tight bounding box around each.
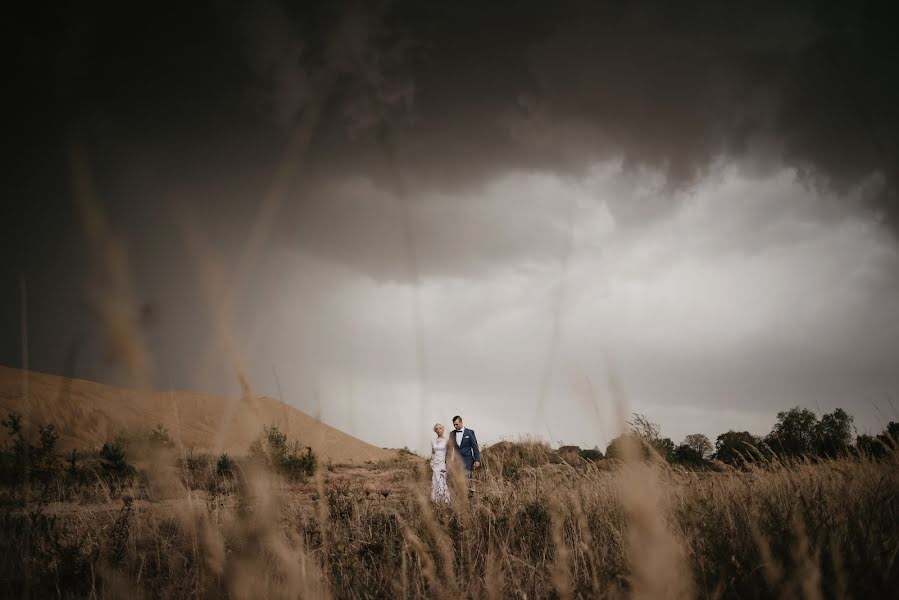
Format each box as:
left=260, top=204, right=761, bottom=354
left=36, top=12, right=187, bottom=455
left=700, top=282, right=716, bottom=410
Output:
left=249, top=424, right=317, bottom=482
left=0, top=415, right=897, bottom=598
left=0, top=412, right=61, bottom=486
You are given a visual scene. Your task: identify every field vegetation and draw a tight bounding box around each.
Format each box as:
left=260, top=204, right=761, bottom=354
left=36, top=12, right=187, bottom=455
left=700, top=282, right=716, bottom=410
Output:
left=1, top=407, right=897, bottom=599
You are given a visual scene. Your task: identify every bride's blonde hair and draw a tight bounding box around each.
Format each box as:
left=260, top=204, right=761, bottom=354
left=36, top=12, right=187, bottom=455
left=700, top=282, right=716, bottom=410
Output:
left=433, top=422, right=444, bottom=433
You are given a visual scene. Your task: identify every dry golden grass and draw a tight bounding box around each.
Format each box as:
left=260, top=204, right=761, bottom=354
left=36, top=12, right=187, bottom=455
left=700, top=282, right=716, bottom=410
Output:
left=1, top=434, right=896, bottom=599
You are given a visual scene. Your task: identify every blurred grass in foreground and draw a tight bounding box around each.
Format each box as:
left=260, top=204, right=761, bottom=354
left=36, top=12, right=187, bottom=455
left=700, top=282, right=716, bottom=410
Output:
left=1, top=425, right=896, bottom=599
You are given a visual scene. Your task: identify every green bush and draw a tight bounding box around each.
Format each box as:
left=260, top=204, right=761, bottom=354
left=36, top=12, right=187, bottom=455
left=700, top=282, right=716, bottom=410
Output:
left=578, top=447, right=604, bottom=462
left=145, top=424, right=176, bottom=449
left=216, top=453, right=235, bottom=478
left=100, top=435, right=135, bottom=478
left=249, top=425, right=316, bottom=481
left=0, top=412, right=62, bottom=485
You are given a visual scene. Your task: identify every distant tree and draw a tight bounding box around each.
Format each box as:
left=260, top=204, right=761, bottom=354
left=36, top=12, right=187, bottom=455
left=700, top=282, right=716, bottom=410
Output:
left=765, top=407, right=818, bottom=458
left=605, top=431, right=672, bottom=461
left=683, top=433, right=713, bottom=459
left=671, top=444, right=704, bottom=467
left=856, top=421, right=899, bottom=459
left=886, top=421, right=899, bottom=442
left=654, top=437, right=676, bottom=461
left=856, top=434, right=880, bottom=457
left=814, top=408, right=854, bottom=458
left=714, top=431, right=760, bottom=466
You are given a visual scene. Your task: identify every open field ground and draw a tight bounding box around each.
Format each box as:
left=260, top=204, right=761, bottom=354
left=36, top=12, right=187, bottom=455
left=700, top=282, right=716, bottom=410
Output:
left=1, top=437, right=897, bottom=599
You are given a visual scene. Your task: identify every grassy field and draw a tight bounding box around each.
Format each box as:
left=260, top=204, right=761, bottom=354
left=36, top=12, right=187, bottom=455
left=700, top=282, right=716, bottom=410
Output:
left=1, top=432, right=897, bottom=599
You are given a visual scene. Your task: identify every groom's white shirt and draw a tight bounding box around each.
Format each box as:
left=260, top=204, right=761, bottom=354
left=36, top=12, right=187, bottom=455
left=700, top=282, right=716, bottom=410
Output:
left=455, top=428, right=465, bottom=446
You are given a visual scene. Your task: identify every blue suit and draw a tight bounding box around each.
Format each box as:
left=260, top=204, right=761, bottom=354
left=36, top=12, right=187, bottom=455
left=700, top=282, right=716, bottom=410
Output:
left=450, top=427, right=480, bottom=476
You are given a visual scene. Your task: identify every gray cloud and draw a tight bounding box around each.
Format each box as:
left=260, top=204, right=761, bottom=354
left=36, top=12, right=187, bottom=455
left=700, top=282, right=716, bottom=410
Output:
left=161, top=0, right=895, bottom=292
left=219, top=2, right=888, bottom=233
left=234, top=168, right=899, bottom=451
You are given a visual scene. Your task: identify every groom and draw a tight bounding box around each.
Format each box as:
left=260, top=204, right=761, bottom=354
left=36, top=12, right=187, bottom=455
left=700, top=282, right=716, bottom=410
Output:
left=449, top=415, right=480, bottom=492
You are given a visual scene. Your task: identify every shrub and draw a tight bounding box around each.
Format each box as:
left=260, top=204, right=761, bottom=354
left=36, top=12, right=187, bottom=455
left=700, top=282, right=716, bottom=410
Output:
left=145, top=424, right=176, bottom=449
left=249, top=425, right=316, bottom=481
left=216, top=453, right=235, bottom=478
left=281, top=447, right=316, bottom=481
left=100, top=435, right=135, bottom=478
left=557, top=445, right=582, bottom=463
left=66, top=449, right=81, bottom=478
left=578, top=447, right=604, bottom=462
left=0, top=413, right=62, bottom=485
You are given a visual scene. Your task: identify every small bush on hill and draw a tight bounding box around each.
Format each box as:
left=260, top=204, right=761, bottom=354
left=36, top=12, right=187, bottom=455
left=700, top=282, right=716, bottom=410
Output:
left=216, top=453, right=235, bottom=478
left=0, top=412, right=62, bottom=485
left=144, top=424, right=176, bottom=449
left=249, top=425, right=316, bottom=481
left=100, top=434, right=135, bottom=478
left=579, top=447, right=604, bottom=462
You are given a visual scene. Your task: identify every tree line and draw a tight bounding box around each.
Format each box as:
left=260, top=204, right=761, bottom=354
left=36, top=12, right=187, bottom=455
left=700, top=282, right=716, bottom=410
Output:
left=599, top=407, right=897, bottom=467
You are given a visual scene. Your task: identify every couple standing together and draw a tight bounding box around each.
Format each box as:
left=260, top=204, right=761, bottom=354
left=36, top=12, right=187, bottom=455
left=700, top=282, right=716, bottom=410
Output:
left=430, top=415, right=481, bottom=504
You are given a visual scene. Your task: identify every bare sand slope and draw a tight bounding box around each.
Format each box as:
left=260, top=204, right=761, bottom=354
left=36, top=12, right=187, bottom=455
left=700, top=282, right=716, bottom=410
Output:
left=0, top=366, right=394, bottom=464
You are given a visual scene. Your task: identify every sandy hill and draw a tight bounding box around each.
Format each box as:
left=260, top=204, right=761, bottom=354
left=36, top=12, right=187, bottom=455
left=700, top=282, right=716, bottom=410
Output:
left=0, top=366, right=394, bottom=464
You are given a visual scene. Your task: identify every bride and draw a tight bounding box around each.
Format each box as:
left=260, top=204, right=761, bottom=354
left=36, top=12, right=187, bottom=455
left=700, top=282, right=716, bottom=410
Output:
left=430, top=423, right=451, bottom=504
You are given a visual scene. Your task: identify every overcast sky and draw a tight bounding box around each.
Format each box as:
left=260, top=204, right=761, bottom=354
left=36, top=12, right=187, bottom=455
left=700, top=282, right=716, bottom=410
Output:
left=4, top=1, right=899, bottom=452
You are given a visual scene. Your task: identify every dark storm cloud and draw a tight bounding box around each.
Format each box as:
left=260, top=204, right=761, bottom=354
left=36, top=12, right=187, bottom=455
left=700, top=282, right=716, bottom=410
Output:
left=11, top=0, right=897, bottom=239
left=276, top=0, right=899, bottom=227
left=93, top=0, right=884, bottom=285
left=146, top=0, right=898, bottom=287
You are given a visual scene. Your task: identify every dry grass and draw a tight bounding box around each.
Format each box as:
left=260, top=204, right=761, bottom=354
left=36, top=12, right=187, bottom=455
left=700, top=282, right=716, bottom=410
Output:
left=1, top=439, right=896, bottom=599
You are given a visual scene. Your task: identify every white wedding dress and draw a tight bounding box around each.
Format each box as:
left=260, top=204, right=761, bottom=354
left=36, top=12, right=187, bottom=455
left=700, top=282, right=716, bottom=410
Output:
left=431, top=437, right=451, bottom=504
